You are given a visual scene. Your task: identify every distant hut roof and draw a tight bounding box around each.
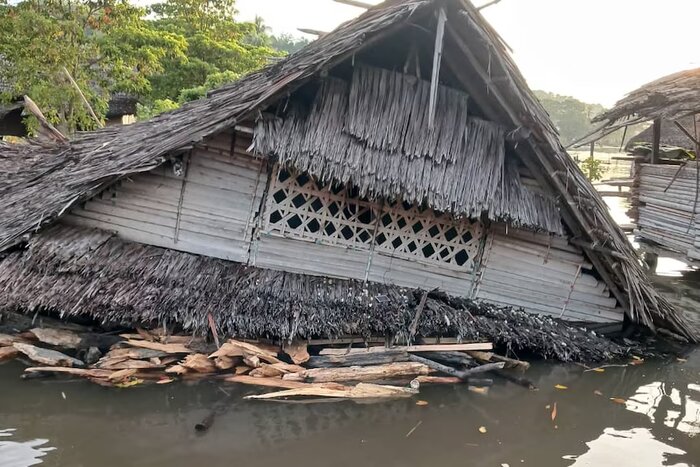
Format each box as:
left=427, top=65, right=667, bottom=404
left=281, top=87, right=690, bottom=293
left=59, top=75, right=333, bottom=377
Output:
left=0, top=0, right=694, bottom=339
left=625, top=117, right=699, bottom=152
left=106, top=92, right=139, bottom=119
left=573, top=68, right=700, bottom=147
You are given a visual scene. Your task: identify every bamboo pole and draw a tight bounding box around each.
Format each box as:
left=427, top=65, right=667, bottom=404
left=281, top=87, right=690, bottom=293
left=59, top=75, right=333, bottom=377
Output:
left=62, top=66, right=103, bottom=128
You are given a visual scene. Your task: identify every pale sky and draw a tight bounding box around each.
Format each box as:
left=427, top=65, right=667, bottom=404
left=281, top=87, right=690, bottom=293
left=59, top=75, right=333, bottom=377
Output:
left=236, top=0, right=700, bottom=107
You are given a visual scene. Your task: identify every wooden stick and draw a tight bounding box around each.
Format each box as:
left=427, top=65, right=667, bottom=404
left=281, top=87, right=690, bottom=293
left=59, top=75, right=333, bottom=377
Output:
left=22, top=95, right=68, bottom=142
left=428, top=7, right=447, bottom=128
left=318, top=343, right=492, bottom=356
left=408, top=354, right=504, bottom=381
left=408, top=290, right=430, bottom=342
left=63, top=66, right=103, bottom=128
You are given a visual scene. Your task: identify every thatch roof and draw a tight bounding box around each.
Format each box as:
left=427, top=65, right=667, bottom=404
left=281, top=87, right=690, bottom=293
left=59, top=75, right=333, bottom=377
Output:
left=0, top=224, right=632, bottom=362
left=625, top=117, right=698, bottom=152
left=572, top=68, right=700, bottom=147
left=0, top=0, right=695, bottom=340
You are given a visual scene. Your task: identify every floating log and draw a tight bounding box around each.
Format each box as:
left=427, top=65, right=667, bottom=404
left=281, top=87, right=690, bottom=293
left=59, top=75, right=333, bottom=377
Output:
left=408, top=354, right=504, bottom=381
left=283, top=362, right=431, bottom=383
left=13, top=343, right=84, bottom=367
left=223, top=375, right=347, bottom=391
left=244, top=382, right=417, bottom=400
left=318, top=343, right=492, bottom=356
left=306, top=349, right=410, bottom=368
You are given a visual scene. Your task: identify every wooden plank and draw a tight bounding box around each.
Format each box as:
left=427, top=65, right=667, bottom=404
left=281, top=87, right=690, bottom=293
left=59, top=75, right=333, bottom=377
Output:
left=318, top=343, right=492, bottom=355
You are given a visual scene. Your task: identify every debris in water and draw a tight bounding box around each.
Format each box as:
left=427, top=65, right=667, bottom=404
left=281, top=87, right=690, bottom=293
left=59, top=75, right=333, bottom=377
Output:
left=405, top=420, right=423, bottom=438
left=554, top=384, right=568, bottom=390
left=478, top=426, right=487, bottom=434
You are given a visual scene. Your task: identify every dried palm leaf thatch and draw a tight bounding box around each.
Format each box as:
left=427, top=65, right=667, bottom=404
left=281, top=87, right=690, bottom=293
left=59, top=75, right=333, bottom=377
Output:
left=253, top=69, right=562, bottom=233
left=0, top=224, right=631, bottom=362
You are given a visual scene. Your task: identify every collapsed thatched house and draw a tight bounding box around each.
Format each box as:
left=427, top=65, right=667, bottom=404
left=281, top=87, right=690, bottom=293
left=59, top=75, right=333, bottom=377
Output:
left=577, top=68, right=700, bottom=264
left=0, top=0, right=695, bottom=342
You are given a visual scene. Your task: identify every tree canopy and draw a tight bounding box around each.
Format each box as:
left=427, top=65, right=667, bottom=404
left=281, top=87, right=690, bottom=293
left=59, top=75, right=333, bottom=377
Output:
left=0, top=0, right=308, bottom=134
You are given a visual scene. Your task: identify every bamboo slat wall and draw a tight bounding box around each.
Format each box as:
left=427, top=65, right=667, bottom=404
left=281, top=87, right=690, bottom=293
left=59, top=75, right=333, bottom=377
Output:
left=633, top=162, right=700, bottom=260
left=64, top=131, right=266, bottom=262
left=475, top=227, right=624, bottom=323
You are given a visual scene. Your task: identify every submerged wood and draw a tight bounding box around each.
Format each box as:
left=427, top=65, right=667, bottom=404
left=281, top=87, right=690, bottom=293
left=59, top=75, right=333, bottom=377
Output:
left=408, top=354, right=504, bottom=381
left=466, top=351, right=530, bottom=370
left=283, top=362, right=431, bottom=383
left=13, top=343, right=84, bottom=367
left=0, top=346, right=19, bottom=362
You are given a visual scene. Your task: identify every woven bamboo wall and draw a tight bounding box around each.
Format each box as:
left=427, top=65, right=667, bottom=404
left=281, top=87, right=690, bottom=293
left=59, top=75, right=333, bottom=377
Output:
left=475, top=227, right=623, bottom=323
left=64, top=131, right=266, bottom=262
left=633, top=162, right=700, bottom=260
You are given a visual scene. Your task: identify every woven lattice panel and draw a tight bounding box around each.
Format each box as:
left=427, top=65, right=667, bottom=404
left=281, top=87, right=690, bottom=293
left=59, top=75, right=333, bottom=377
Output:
left=374, top=201, right=483, bottom=270
left=265, top=169, right=377, bottom=248
left=264, top=168, right=483, bottom=270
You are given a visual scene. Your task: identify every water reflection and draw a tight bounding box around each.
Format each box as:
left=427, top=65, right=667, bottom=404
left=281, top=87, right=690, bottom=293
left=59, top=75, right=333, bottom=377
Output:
left=626, top=382, right=700, bottom=437
left=568, top=428, right=689, bottom=467
left=0, top=429, right=55, bottom=467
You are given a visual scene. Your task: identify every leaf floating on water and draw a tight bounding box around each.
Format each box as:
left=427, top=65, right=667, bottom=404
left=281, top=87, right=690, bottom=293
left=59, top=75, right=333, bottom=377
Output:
left=156, top=378, right=175, bottom=385
left=545, top=404, right=551, bottom=410
left=609, top=397, right=626, bottom=405
left=630, top=359, right=644, bottom=366
left=591, top=367, right=605, bottom=373
left=551, top=402, right=557, bottom=422
left=115, top=378, right=144, bottom=388
left=415, top=400, right=429, bottom=406
left=676, top=358, right=687, bottom=363
left=478, top=426, right=487, bottom=434
left=554, top=384, right=568, bottom=390
left=594, top=390, right=603, bottom=396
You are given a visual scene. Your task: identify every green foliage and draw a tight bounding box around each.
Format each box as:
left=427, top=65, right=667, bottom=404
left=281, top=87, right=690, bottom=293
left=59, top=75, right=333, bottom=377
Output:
left=580, top=156, right=604, bottom=181
left=269, top=33, right=310, bottom=54
left=0, top=0, right=183, bottom=134
left=177, top=70, right=240, bottom=103
left=534, top=90, right=605, bottom=146
left=135, top=98, right=179, bottom=121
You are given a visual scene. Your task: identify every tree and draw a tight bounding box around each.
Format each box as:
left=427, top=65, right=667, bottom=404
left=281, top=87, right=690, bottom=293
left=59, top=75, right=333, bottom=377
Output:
left=0, top=0, right=185, bottom=134
left=270, top=33, right=310, bottom=54
left=146, top=0, right=279, bottom=102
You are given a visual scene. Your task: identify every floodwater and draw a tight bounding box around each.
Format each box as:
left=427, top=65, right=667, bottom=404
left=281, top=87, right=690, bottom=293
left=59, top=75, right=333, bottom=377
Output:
left=1, top=175, right=699, bottom=466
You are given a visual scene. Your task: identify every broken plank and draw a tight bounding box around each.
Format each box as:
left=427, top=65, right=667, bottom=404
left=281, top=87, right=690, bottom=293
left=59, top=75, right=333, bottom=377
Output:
left=13, top=343, right=84, bottom=367
left=29, top=327, right=82, bottom=349
left=466, top=351, right=530, bottom=371
left=223, top=375, right=346, bottom=390
left=283, top=341, right=310, bottom=364
left=0, top=346, right=20, bottom=362
left=124, top=339, right=191, bottom=354
left=245, top=382, right=417, bottom=400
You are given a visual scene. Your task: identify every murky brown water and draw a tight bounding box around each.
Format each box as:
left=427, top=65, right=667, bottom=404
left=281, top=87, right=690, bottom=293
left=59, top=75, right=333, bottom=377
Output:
left=1, top=195, right=699, bottom=467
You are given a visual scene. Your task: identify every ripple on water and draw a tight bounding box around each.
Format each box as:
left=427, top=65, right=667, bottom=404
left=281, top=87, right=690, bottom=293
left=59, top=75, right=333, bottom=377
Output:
left=0, top=429, right=55, bottom=467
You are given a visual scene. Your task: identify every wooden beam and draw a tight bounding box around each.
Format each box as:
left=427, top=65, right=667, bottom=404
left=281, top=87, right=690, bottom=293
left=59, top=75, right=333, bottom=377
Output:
left=333, top=0, right=373, bottom=9
left=672, top=119, right=700, bottom=147
left=477, top=0, right=502, bottom=10
left=428, top=7, right=447, bottom=128
left=651, top=118, right=661, bottom=164
left=297, top=28, right=328, bottom=37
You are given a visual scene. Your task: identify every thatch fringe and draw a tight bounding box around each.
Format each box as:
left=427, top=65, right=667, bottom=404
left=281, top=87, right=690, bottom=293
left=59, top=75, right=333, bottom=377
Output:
left=0, top=225, right=631, bottom=362
left=253, top=67, right=562, bottom=233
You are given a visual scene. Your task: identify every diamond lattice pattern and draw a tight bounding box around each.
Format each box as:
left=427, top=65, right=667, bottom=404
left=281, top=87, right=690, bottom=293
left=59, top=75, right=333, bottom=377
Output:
left=264, top=169, right=483, bottom=270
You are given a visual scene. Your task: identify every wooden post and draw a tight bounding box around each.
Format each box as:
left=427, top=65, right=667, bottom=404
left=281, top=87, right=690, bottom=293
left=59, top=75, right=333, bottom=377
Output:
left=428, top=8, right=447, bottom=128
left=63, top=67, right=104, bottom=129
left=651, top=118, right=661, bottom=164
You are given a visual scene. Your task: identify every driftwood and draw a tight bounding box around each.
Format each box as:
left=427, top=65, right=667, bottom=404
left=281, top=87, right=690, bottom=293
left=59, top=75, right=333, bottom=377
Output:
left=210, top=340, right=281, bottom=364
left=283, top=341, right=310, bottom=364
left=283, top=362, right=431, bottom=383
left=466, top=350, right=530, bottom=370
left=306, top=349, right=409, bottom=368
left=0, top=333, right=31, bottom=347
left=0, top=346, right=20, bottom=362
left=181, top=354, right=218, bottom=373
left=102, top=347, right=169, bottom=360
left=96, top=357, right=164, bottom=370
left=249, top=362, right=306, bottom=377
left=24, top=367, right=113, bottom=378
left=223, top=375, right=346, bottom=391
left=245, top=382, right=417, bottom=400
left=13, top=343, right=84, bottom=367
